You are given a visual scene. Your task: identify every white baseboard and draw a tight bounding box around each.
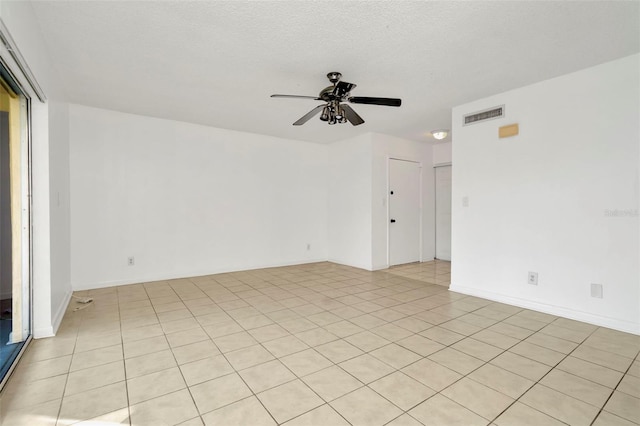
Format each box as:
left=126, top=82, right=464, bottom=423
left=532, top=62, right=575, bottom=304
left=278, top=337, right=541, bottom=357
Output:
left=33, top=325, right=54, bottom=338
left=449, top=284, right=640, bottom=335
left=72, top=258, right=330, bottom=291
left=328, top=258, right=373, bottom=271
left=2, top=288, right=71, bottom=338
left=52, top=289, right=72, bottom=334
left=33, top=288, right=72, bottom=339
left=371, top=263, right=388, bottom=271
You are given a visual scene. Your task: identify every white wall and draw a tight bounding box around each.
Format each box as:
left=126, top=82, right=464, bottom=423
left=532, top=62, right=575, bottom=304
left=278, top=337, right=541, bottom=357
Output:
left=327, top=132, right=435, bottom=271
left=48, top=101, right=71, bottom=330
left=70, top=118, right=434, bottom=285
left=69, top=105, right=328, bottom=289
left=327, top=134, right=373, bottom=270
left=0, top=1, right=71, bottom=337
left=371, top=133, right=434, bottom=269
left=69, top=110, right=435, bottom=288
left=451, top=54, right=639, bottom=333
left=432, top=141, right=452, bottom=165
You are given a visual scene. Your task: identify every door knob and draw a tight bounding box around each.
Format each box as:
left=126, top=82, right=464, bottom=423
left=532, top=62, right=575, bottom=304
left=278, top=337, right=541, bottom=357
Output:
left=390, top=219, right=396, bottom=223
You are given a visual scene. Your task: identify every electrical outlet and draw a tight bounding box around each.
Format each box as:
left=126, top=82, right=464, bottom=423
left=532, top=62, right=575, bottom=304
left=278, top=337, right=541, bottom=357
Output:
left=128, top=257, right=135, bottom=266
left=462, top=196, right=469, bottom=207
left=306, top=243, right=311, bottom=251
left=528, top=271, right=538, bottom=285
left=591, top=283, right=603, bottom=298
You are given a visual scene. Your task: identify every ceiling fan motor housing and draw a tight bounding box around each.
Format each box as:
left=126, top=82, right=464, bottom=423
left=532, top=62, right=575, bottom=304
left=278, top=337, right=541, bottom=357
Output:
left=319, top=86, right=336, bottom=102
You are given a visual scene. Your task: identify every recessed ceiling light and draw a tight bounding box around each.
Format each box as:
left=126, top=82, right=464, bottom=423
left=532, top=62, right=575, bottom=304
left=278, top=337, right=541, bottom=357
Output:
left=431, top=129, right=449, bottom=140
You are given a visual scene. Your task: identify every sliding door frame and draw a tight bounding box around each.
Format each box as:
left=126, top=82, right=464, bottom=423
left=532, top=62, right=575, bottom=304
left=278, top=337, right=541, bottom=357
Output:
left=0, top=20, right=39, bottom=391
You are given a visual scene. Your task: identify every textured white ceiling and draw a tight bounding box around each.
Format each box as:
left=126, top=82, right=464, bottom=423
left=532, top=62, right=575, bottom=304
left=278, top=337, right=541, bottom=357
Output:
left=31, top=1, right=639, bottom=144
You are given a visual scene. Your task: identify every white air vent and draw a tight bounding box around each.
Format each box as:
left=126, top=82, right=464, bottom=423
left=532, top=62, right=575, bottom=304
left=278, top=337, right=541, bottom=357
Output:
left=463, top=105, right=505, bottom=126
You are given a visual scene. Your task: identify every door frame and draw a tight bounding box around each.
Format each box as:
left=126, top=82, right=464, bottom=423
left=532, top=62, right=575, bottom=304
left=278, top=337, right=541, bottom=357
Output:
left=433, top=163, right=452, bottom=261
left=387, top=157, right=423, bottom=267
left=0, top=21, right=37, bottom=391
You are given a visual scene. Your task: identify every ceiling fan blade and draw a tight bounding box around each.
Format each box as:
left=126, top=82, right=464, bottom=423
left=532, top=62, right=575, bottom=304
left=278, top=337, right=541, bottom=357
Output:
left=349, top=96, right=402, bottom=107
left=271, top=94, right=321, bottom=100
left=341, top=104, right=365, bottom=126
left=293, top=105, right=325, bottom=126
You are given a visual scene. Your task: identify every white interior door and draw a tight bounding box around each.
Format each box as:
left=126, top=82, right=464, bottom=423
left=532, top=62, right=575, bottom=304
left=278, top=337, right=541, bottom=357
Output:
left=435, top=165, right=452, bottom=261
left=389, top=159, right=421, bottom=266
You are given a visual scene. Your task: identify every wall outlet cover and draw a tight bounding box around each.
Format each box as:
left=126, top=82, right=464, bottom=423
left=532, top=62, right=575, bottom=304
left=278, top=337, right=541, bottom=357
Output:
left=528, top=271, right=538, bottom=285
left=591, top=283, right=603, bottom=298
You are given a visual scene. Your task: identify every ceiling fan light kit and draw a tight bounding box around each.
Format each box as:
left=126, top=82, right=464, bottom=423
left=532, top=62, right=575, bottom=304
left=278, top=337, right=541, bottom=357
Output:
left=271, top=72, right=401, bottom=126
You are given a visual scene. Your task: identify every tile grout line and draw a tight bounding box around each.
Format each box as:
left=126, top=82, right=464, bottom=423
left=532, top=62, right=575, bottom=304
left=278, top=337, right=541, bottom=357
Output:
left=379, top=300, right=589, bottom=424
left=155, top=283, right=222, bottom=425
left=202, top=273, right=410, bottom=425
left=54, top=291, right=127, bottom=425
left=384, top=300, right=533, bottom=424
left=207, top=269, right=503, bottom=424
left=118, top=290, right=133, bottom=426
left=492, top=324, right=605, bottom=426
left=588, top=351, right=639, bottom=426
left=134, top=272, right=314, bottom=421
left=177, top=287, right=282, bottom=426
left=217, top=271, right=360, bottom=423
left=229, top=282, right=503, bottom=424
left=53, top=296, right=81, bottom=426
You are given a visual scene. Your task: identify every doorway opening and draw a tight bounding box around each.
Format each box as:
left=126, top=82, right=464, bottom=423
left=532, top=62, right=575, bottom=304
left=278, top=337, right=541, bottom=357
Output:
left=386, top=159, right=451, bottom=287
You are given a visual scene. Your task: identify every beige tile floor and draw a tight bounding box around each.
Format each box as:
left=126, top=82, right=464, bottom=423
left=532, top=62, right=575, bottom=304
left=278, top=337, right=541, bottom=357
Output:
left=386, top=260, right=452, bottom=287
left=0, top=261, right=638, bottom=425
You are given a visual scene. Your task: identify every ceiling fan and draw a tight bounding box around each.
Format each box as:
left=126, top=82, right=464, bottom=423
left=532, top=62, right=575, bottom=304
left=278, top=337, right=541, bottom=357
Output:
left=271, top=72, right=401, bottom=126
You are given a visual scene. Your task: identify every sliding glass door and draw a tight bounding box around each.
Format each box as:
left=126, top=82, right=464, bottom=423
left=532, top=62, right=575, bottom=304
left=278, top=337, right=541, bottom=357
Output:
left=0, top=62, right=31, bottom=389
